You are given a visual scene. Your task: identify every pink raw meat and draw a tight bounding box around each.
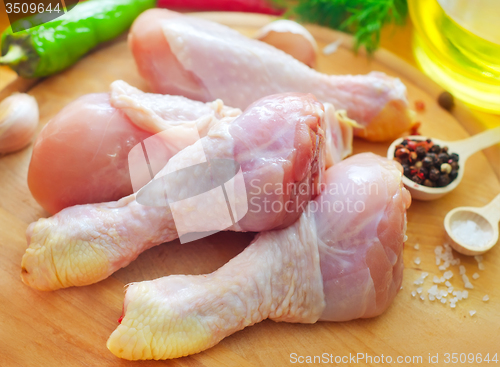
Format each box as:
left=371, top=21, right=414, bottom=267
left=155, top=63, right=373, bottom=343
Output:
left=22, top=93, right=328, bottom=291
left=28, top=81, right=240, bottom=214
left=129, top=9, right=414, bottom=142
left=106, top=153, right=411, bottom=360
left=28, top=81, right=351, bottom=214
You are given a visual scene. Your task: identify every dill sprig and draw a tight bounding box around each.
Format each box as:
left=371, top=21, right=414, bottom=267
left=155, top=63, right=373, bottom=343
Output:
left=271, top=0, right=408, bottom=53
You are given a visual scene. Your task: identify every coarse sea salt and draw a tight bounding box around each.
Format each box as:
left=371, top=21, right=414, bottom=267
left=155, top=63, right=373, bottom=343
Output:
left=414, top=243, right=420, bottom=250
left=451, top=220, right=492, bottom=248
left=429, top=285, right=438, bottom=295
left=416, top=241, right=490, bottom=315
left=413, top=272, right=429, bottom=285
left=433, top=275, right=443, bottom=284
left=434, top=244, right=459, bottom=270
left=414, top=257, right=421, bottom=265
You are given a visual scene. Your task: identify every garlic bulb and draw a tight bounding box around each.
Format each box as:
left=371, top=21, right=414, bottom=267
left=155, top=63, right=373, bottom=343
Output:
left=255, top=20, right=318, bottom=68
left=0, top=93, right=39, bottom=154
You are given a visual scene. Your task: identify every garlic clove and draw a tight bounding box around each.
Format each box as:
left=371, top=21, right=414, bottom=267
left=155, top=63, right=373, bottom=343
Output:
left=0, top=93, right=39, bottom=154
left=255, top=19, right=318, bottom=68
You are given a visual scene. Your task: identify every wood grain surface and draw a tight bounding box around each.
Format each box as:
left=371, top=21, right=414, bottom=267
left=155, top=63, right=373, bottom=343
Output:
left=0, top=12, right=499, bottom=367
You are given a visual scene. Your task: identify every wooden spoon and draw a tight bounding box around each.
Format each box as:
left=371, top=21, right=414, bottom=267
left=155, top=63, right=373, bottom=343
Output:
left=387, top=126, right=500, bottom=201
left=444, top=193, right=500, bottom=255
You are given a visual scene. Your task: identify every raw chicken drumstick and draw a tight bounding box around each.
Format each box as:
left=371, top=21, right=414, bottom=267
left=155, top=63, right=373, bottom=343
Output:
left=28, top=81, right=242, bottom=214
left=22, top=93, right=332, bottom=291
left=28, top=81, right=352, bottom=213
left=130, top=9, right=414, bottom=142
left=107, top=153, right=411, bottom=360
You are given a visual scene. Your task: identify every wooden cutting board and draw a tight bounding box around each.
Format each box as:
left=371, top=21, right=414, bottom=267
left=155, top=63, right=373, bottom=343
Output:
left=1, top=12, right=499, bottom=367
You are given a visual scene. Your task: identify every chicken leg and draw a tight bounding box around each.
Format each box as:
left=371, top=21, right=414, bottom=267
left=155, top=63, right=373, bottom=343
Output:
left=22, top=93, right=327, bottom=291
left=130, top=9, right=414, bottom=142
left=107, top=153, right=411, bottom=360
left=29, top=80, right=351, bottom=213
left=28, top=80, right=242, bottom=214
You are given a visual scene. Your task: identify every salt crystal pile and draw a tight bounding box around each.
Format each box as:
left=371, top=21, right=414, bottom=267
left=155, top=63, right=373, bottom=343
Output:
left=449, top=295, right=458, bottom=308
left=428, top=285, right=438, bottom=301
left=462, top=274, right=474, bottom=289
left=475, top=255, right=486, bottom=270
left=451, top=219, right=492, bottom=248
left=414, top=272, right=429, bottom=285
left=435, top=244, right=460, bottom=270
left=458, top=266, right=474, bottom=289
left=459, top=265, right=466, bottom=275
left=410, top=243, right=490, bottom=315
left=433, top=275, right=445, bottom=284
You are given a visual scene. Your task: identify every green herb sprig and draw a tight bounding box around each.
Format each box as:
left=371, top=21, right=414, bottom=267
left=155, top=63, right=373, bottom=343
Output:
left=271, top=0, right=408, bottom=53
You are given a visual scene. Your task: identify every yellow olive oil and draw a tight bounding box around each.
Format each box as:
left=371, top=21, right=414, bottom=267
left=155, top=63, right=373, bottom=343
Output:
left=409, top=0, right=500, bottom=112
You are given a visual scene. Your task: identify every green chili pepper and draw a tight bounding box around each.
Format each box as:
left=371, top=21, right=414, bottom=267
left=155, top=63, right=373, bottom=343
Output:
left=0, top=0, right=156, bottom=78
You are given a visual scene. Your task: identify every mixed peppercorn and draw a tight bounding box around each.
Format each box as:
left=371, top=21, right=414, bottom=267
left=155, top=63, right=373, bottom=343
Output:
left=394, top=139, right=459, bottom=187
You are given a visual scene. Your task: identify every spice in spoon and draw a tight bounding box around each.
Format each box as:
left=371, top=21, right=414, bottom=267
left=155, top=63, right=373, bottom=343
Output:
left=394, top=138, right=459, bottom=187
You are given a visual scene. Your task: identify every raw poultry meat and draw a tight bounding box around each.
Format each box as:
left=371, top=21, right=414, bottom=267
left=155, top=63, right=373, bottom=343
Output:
left=22, top=93, right=335, bottom=291
left=129, top=9, right=414, bottom=142
left=106, top=153, right=411, bottom=360
left=28, top=81, right=241, bottom=214
left=28, top=81, right=352, bottom=214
